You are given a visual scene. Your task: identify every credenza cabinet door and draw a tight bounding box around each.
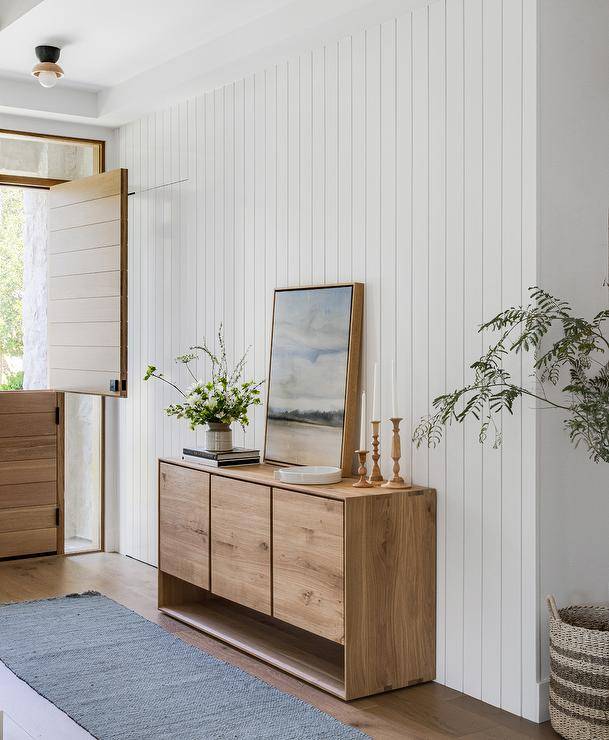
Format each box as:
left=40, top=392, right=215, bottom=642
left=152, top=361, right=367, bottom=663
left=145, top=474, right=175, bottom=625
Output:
left=159, top=462, right=209, bottom=590
left=272, top=489, right=344, bottom=643
left=211, top=477, right=271, bottom=615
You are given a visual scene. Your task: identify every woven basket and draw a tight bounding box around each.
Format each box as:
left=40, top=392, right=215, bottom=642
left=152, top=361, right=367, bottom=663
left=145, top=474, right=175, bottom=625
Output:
left=547, top=595, right=609, bottom=739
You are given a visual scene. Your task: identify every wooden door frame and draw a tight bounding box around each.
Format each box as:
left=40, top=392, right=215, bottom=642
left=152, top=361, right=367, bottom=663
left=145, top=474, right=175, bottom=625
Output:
left=0, top=129, right=105, bottom=189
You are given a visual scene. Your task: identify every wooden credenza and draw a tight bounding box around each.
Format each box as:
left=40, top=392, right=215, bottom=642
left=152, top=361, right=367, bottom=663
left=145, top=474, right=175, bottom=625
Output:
left=158, top=458, right=436, bottom=700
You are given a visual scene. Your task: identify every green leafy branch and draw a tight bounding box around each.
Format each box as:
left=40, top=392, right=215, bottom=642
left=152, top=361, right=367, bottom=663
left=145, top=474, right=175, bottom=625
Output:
left=413, top=287, right=609, bottom=463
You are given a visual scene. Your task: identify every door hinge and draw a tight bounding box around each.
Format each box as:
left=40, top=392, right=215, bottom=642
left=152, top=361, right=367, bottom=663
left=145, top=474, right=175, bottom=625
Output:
left=56, top=508, right=60, bottom=526
left=55, top=406, right=60, bottom=425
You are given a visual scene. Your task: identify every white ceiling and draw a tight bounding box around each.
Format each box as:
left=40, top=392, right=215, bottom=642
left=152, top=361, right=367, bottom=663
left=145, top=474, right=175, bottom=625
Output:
left=0, top=0, right=411, bottom=127
left=0, top=0, right=295, bottom=88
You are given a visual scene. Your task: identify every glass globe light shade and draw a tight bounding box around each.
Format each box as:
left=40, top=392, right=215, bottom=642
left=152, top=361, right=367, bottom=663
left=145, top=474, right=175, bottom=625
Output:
left=38, top=70, right=58, bottom=88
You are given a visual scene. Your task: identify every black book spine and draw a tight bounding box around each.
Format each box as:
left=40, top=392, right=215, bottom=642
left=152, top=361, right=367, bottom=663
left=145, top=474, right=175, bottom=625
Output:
left=182, top=448, right=218, bottom=460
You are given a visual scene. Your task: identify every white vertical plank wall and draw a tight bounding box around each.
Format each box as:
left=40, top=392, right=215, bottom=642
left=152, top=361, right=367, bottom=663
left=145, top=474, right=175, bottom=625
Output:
left=115, top=0, right=538, bottom=719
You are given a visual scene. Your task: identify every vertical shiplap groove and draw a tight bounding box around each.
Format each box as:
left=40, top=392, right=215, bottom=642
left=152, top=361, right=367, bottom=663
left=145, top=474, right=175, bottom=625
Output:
left=116, top=0, right=536, bottom=717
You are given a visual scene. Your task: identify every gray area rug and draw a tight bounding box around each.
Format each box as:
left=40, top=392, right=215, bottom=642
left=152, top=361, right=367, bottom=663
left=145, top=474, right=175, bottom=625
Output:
left=0, top=592, right=367, bottom=740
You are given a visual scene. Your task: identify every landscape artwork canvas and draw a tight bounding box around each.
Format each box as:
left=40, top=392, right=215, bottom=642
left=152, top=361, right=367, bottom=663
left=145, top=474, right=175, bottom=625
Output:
left=264, top=285, right=360, bottom=469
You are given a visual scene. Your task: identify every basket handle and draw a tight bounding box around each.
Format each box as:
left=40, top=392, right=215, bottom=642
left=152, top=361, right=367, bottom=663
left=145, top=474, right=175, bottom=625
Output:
left=547, top=594, right=560, bottom=621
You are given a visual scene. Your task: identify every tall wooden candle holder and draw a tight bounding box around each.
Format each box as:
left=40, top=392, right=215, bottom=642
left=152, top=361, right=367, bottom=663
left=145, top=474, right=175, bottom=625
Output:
left=368, top=421, right=385, bottom=485
left=381, top=417, right=411, bottom=489
left=353, top=450, right=373, bottom=488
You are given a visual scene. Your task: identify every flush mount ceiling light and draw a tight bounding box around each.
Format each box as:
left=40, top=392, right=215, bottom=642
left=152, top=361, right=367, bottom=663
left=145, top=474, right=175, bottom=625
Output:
left=31, top=45, right=64, bottom=88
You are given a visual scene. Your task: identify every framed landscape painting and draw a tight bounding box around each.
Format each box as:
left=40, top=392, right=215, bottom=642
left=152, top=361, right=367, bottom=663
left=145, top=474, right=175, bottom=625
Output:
left=264, top=283, right=363, bottom=474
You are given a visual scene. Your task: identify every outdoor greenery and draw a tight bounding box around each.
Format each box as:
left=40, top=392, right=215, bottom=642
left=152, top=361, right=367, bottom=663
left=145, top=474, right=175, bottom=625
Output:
left=0, top=188, right=24, bottom=387
left=0, top=370, right=24, bottom=391
left=413, top=287, right=609, bottom=463
left=0, top=188, right=24, bottom=356
left=144, top=325, right=264, bottom=430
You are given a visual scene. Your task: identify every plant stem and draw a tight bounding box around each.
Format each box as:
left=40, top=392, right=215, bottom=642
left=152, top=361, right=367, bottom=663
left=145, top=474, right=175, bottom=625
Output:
left=149, top=372, right=186, bottom=397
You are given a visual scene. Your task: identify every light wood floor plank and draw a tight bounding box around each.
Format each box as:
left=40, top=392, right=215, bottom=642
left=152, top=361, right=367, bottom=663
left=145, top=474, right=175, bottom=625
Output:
left=0, top=553, right=558, bottom=740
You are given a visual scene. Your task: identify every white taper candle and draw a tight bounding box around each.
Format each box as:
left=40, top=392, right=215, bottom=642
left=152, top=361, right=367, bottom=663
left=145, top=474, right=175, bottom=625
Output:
left=391, top=361, right=398, bottom=418
left=371, top=363, right=379, bottom=421
left=359, top=390, right=367, bottom=450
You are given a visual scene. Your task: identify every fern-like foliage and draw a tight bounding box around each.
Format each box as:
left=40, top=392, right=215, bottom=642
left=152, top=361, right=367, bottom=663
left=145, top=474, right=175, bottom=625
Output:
left=413, top=287, right=609, bottom=463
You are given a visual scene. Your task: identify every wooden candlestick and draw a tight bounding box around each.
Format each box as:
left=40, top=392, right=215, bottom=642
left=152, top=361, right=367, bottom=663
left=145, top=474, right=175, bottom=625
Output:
left=382, top=418, right=411, bottom=489
left=353, top=450, right=373, bottom=488
left=368, top=421, right=385, bottom=485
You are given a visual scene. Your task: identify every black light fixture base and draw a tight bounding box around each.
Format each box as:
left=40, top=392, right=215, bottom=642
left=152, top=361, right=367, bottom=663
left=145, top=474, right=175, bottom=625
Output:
left=35, top=45, right=61, bottom=64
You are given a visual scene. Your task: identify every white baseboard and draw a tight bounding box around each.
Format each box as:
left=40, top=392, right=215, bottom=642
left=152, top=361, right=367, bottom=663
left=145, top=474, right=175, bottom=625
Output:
left=538, top=678, right=550, bottom=722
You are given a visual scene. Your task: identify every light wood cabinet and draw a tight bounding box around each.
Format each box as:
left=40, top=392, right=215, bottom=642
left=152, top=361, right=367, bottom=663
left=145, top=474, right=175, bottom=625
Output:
left=211, top=476, right=271, bottom=614
left=273, top=489, right=344, bottom=642
left=158, top=462, right=209, bottom=590
left=157, top=458, right=436, bottom=700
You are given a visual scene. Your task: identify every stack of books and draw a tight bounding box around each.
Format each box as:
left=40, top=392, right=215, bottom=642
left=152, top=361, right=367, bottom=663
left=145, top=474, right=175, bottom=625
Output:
left=182, top=447, right=260, bottom=468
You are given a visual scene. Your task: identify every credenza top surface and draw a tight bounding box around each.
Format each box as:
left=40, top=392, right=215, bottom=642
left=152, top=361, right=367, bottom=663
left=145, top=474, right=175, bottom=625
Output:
left=159, top=457, right=434, bottom=502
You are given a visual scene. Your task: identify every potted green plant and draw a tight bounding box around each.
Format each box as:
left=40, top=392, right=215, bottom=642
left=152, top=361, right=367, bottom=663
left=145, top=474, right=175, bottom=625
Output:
left=413, top=287, right=609, bottom=738
left=413, top=286, right=609, bottom=462
left=144, top=325, right=264, bottom=452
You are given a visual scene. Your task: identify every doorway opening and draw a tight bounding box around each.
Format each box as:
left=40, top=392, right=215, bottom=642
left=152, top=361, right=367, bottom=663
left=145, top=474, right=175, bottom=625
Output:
left=0, top=130, right=106, bottom=557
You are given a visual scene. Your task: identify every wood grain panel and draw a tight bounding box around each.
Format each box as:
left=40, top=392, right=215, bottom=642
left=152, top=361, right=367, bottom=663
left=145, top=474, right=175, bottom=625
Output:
left=159, top=596, right=345, bottom=698
left=0, top=436, right=56, bottom=462
left=158, top=462, right=209, bottom=590
left=48, top=322, right=120, bottom=348
left=0, top=481, right=56, bottom=509
left=49, top=220, right=120, bottom=254
left=49, top=271, right=120, bottom=300
left=48, top=296, right=120, bottom=323
left=0, top=414, right=56, bottom=438
left=344, top=490, right=436, bottom=699
left=0, top=391, right=62, bottom=559
left=50, top=195, right=119, bottom=232
left=48, top=346, right=120, bottom=373
left=211, top=476, right=271, bottom=615
left=0, top=528, right=56, bottom=558
left=0, top=392, right=56, bottom=414
left=0, top=506, right=57, bottom=533
left=49, top=169, right=122, bottom=209
left=272, top=489, right=344, bottom=643
left=0, top=459, right=56, bottom=485
left=50, top=245, right=120, bottom=277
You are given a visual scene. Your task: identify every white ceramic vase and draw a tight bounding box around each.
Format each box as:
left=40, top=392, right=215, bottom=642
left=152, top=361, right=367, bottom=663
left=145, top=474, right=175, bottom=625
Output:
left=205, top=422, right=233, bottom=452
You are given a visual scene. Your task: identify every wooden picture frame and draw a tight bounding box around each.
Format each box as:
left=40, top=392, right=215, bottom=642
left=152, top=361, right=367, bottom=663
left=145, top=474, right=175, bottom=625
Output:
left=263, top=283, right=363, bottom=475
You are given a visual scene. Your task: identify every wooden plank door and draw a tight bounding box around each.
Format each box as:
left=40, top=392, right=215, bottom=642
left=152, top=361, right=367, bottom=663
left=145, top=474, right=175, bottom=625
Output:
left=272, top=489, right=344, bottom=643
left=48, top=169, right=128, bottom=396
left=211, top=477, right=271, bottom=614
left=159, top=462, right=210, bottom=590
left=0, top=391, right=63, bottom=558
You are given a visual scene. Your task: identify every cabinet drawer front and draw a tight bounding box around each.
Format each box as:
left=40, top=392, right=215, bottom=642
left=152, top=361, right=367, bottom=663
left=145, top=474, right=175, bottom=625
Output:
left=272, top=489, right=344, bottom=643
left=211, top=477, right=271, bottom=615
left=0, top=527, right=57, bottom=558
left=0, top=505, right=57, bottom=533
left=0, top=482, right=57, bottom=510
left=159, top=462, right=209, bottom=590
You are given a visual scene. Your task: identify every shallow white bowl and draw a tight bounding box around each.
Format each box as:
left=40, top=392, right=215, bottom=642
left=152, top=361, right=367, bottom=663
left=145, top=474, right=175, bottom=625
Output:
left=275, top=465, right=342, bottom=485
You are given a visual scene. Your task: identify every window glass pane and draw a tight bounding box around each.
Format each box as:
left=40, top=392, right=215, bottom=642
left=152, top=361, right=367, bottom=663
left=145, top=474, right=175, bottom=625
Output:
left=64, top=393, right=102, bottom=553
left=0, top=131, right=100, bottom=181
